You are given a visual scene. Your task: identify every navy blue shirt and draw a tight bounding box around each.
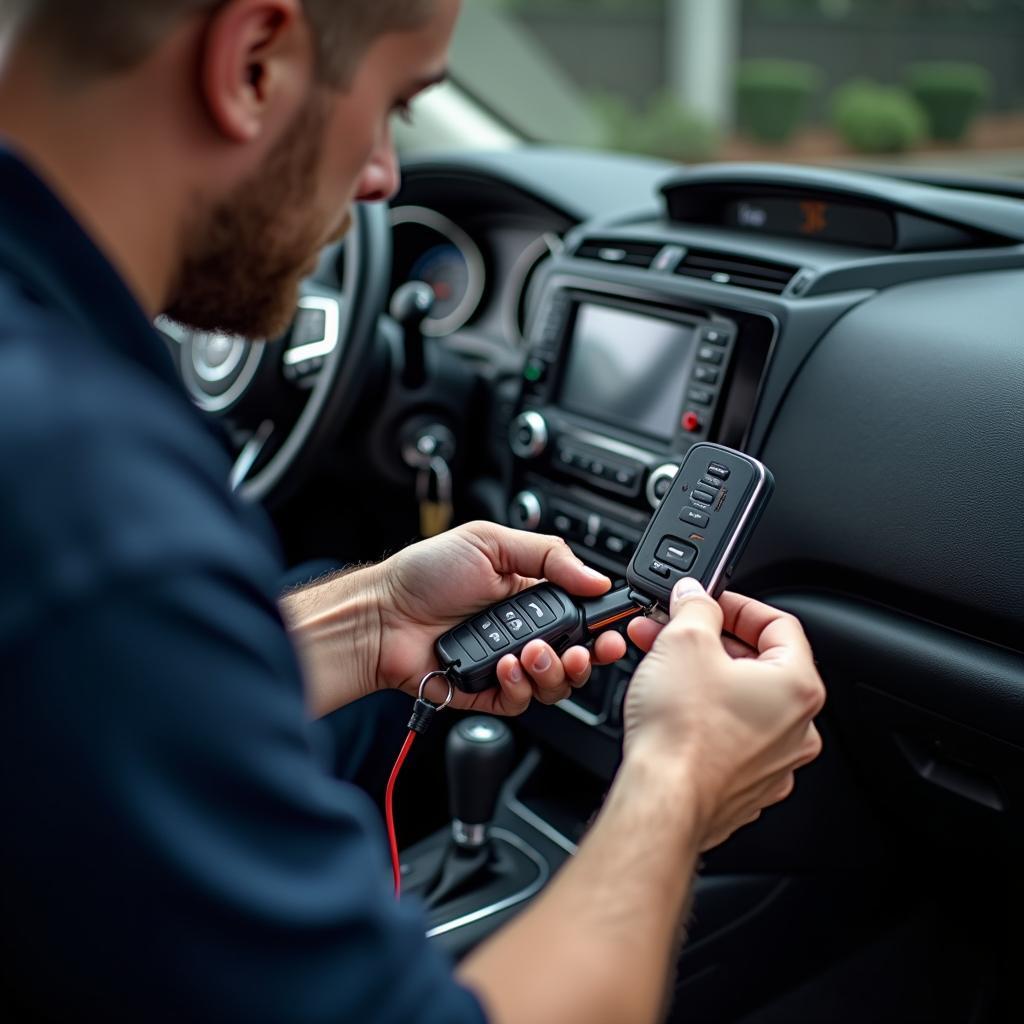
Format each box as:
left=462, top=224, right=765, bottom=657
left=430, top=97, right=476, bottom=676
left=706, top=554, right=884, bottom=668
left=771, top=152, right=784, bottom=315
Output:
left=0, top=147, right=486, bottom=1024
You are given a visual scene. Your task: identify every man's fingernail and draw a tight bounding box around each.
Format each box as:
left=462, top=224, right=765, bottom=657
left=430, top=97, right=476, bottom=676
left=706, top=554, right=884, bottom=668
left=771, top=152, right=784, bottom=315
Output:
left=532, top=650, right=551, bottom=672
left=673, top=578, right=705, bottom=601
left=509, top=663, right=524, bottom=683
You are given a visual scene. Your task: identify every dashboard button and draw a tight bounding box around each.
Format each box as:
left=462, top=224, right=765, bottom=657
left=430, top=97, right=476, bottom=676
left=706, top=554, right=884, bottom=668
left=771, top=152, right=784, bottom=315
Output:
left=688, top=388, right=714, bottom=407
left=698, top=346, right=725, bottom=365
left=701, top=327, right=729, bottom=346
left=694, top=365, right=720, bottom=385
left=682, top=411, right=703, bottom=433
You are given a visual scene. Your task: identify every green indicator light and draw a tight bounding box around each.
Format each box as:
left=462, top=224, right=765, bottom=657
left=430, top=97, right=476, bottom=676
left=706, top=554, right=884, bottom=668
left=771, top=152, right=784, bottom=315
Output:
left=524, top=363, right=543, bottom=382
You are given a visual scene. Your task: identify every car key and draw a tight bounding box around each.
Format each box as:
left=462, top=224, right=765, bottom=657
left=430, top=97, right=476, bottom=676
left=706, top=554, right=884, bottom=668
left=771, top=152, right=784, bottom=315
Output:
left=435, top=443, right=774, bottom=693
left=435, top=581, right=643, bottom=694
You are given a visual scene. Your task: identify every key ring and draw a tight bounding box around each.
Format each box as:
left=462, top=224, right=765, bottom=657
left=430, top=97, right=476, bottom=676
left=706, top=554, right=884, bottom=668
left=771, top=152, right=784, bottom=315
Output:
left=418, top=669, right=455, bottom=711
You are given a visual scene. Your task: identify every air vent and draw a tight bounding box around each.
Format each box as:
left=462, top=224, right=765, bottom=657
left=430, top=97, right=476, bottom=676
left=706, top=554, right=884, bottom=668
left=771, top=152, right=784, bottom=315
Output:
left=575, top=237, right=664, bottom=269
left=676, top=249, right=798, bottom=294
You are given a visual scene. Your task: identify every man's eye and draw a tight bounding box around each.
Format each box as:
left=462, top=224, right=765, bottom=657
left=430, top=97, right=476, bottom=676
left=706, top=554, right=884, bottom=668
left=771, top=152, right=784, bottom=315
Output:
left=393, top=102, right=415, bottom=127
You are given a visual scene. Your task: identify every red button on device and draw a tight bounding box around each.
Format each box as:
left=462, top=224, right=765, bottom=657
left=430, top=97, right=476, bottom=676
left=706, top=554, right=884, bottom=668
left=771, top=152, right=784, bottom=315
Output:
left=682, top=411, right=702, bottom=433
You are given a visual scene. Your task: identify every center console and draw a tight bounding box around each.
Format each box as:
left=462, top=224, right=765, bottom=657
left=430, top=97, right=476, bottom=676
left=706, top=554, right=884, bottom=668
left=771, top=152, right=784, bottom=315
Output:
left=504, top=273, right=774, bottom=739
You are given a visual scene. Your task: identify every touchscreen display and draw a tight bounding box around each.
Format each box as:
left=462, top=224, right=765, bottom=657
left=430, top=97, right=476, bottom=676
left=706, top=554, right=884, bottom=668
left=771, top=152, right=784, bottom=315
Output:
left=559, top=304, right=697, bottom=441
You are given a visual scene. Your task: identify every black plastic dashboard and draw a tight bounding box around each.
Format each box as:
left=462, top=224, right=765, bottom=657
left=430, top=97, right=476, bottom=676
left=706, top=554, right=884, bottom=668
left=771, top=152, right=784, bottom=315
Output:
left=389, top=147, right=1024, bottom=861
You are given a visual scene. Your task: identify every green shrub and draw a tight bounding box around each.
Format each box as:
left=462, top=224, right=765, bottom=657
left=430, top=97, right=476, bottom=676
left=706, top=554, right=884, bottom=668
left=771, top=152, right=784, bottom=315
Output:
left=593, top=92, right=718, bottom=162
left=832, top=80, right=927, bottom=154
left=905, top=62, right=993, bottom=142
left=736, top=59, right=823, bottom=144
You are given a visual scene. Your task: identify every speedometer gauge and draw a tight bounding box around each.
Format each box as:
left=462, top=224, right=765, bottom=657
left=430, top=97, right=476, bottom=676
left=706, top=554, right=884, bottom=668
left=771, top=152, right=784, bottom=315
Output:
left=390, top=206, right=486, bottom=337
left=409, top=244, right=470, bottom=325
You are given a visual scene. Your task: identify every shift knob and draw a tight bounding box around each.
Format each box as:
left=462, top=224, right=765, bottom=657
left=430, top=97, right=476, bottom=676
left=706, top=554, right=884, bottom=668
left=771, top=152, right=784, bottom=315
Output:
left=389, top=280, right=435, bottom=389
left=446, top=716, right=515, bottom=847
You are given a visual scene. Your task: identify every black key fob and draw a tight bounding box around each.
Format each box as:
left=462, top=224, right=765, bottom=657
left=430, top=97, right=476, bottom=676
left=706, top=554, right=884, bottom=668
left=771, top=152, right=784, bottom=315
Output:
left=626, top=442, right=774, bottom=611
left=435, top=583, right=587, bottom=694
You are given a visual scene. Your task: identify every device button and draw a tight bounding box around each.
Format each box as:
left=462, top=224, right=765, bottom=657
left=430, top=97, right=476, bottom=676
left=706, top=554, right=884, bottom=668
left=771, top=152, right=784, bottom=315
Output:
left=706, top=463, right=731, bottom=480
left=613, top=466, right=638, bottom=488
left=656, top=540, right=698, bottom=571
left=688, top=388, right=714, bottom=407
left=680, top=507, right=710, bottom=528
left=474, top=615, right=511, bottom=651
left=682, top=411, right=703, bottom=433
left=552, top=511, right=582, bottom=538
left=701, top=327, right=729, bottom=346
left=517, top=595, right=555, bottom=626
left=693, top=365, right=720, bottom=385
left=523, top=359, right=547, bottom=384
left=495, top=604, right=534, bottom=640
left=692, top=489, right=716, bottom=505
left=698, top=346, right=725, bottom=365
left=455, top=626, right=488, bottom=662
left=700, top=476, right=724, bottom=492
left=649, top=560, right=672, bottom=579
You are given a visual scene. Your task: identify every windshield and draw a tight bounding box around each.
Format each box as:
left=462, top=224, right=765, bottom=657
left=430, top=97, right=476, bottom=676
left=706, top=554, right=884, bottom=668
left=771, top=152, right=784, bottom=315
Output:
left=402, top=0, right=1024, bottom=182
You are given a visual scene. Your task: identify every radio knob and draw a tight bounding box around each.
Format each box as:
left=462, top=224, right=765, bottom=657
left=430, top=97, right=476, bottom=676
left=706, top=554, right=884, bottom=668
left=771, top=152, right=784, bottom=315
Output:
left=646, top=463, right=680, bottom=510
left=509, top=490, right=543, bottom=531
left=509, top=411, right=549, bottom=460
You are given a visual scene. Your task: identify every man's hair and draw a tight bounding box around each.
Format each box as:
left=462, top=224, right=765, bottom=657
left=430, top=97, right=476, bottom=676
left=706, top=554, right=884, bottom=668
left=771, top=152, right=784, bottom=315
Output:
left=4, top=0, right=435, bottom=84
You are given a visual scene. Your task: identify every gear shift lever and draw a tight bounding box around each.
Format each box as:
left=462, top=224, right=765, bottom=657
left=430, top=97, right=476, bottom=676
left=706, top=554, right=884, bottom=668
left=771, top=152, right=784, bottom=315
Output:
left=421, top=716, right=515, bottom=908
left=447, top=717, right=515, bottom=848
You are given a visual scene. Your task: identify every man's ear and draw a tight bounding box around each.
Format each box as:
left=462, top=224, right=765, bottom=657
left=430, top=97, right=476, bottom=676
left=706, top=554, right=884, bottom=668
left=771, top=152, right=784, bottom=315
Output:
left=198, top=0, right=312, bottom=143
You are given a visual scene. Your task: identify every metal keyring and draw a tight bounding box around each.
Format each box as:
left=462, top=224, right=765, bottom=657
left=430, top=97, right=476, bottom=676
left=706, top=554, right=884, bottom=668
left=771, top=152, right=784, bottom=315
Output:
left=418, top=670, right=455, bottom=711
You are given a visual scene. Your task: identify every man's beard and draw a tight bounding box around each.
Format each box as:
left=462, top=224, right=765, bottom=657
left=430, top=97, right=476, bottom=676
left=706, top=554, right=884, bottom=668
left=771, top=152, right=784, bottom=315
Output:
left=165, top=95, right=334, bottom=341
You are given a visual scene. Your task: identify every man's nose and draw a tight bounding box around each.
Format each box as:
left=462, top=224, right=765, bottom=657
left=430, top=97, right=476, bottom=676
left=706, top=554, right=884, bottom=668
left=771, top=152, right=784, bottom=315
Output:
left=355, top=139, right=401, bottom=203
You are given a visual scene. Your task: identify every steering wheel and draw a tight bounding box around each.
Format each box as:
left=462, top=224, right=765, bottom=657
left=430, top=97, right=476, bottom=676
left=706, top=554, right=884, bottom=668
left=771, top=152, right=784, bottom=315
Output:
left=168, top=201, right=392, bottom=506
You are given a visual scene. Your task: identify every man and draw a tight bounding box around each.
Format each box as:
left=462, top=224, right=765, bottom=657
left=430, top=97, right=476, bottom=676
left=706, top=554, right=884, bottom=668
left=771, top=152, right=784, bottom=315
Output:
left=0, top=1, right=825, bottom=1022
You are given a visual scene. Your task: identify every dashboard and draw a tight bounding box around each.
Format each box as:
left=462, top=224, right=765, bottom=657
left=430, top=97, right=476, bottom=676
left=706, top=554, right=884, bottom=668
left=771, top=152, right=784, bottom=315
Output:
left=381, top=149, right=1024, bottom=863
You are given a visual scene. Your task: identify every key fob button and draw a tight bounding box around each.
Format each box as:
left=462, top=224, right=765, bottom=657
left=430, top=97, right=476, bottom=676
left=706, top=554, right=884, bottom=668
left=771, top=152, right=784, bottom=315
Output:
left=473, top=615, right=511, bottom=651
left=476, top=624, right=511, bottom=652
left=656, top=539, right=698, bottom=572
left=496, top=603, right=534, bottom=639
left=706, top=463, right=731, bottom=480
left=700, top=476, right=723, bottom=492
left=650, top=559, right=673, bottom=579
left=455, top=626, right=487, bottom=662
left=517, top=595, right=555, bottom=626
left=692, top=489, right=717, bottom=506
left=680, top=507, right=710, bottom=528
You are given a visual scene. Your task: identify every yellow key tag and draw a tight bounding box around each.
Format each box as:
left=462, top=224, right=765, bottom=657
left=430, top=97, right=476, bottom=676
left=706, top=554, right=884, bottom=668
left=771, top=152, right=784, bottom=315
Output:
left=417, top=456, right=453, bottom=538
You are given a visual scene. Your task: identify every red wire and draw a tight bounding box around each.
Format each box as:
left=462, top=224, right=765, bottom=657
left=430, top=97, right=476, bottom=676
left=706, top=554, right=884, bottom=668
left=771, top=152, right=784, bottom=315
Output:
left=385, top=730, right=417, bottom=898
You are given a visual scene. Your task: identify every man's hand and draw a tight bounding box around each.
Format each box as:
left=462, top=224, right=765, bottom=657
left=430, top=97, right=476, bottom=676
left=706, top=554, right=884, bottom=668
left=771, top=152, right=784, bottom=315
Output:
left=374, top=522, right=627, bottom=716
left=624, top=577, right=825, bottom=850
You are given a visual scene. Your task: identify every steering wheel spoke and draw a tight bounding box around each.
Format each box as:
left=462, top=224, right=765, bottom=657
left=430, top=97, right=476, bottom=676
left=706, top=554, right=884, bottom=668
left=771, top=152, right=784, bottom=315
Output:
left=230, top=420, right=276, bottom=493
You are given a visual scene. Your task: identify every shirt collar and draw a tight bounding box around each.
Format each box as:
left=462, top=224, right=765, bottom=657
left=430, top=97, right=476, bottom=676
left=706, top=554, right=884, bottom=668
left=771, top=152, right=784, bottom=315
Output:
left=0, top=143, right=179, bottom=389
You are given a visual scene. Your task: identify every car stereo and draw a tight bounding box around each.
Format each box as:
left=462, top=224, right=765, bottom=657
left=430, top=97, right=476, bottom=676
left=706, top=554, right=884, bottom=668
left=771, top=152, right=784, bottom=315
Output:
left=506, top=285, right=756, bottom=575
